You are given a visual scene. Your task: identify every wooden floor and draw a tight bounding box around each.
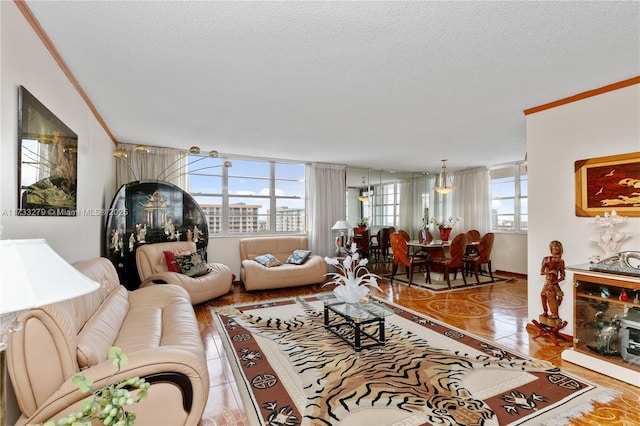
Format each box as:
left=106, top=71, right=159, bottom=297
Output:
left=194, top=263, right=640, bottom=425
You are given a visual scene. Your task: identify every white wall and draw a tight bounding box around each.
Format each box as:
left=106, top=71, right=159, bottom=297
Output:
left=526, top=82, right=640, bottom=334
left=0, top=1, right=116, bottom=262
left=492, top=233, right=527, bottom=275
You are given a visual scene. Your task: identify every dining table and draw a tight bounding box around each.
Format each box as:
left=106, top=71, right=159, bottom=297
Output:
left=408, top=240, right=448, bottom=257
left=407, top=240, right=480, bottom=276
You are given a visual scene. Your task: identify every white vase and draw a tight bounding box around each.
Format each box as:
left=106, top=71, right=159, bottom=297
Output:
left=333, top=285, right=368, bottom=304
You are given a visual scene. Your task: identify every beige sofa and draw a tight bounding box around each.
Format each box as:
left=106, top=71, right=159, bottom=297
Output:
left=136, top=241, right=233, bottom=305
left=239, top=236, right=327, bottom=290
left=7, top=257, right=209, bottom=426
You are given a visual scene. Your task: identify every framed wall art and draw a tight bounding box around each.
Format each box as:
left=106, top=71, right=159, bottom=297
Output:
left=575, top=151, right=640, bottom=217
left=18, top=85, right=78, bottom=216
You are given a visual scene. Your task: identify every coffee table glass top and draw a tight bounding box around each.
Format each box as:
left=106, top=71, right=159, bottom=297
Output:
left=320, top=295, right=395, bottom=320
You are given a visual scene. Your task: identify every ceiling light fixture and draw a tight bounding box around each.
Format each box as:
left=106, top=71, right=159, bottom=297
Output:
left=434, top=159, right=455, bottom=195
left=357, top=176, right=369, bottom=202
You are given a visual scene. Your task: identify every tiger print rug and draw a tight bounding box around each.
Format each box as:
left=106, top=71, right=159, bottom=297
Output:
left=213, top=294, right=617, bottom=426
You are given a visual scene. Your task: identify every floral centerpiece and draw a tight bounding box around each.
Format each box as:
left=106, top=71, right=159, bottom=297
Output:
left=430, top=216, right=460, bottom=242
left=324, top=243, right=381, bottom=303
left=430, top=216, right=460, bottom=229
left=589, top=210, right=630, bottom=260
left=356, top=217, right=369, bottom=228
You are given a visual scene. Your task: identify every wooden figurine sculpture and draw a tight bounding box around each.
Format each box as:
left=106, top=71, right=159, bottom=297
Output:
left=540, top=240, right=566, bottom=322
left=532, top=240, right=571, bottom=345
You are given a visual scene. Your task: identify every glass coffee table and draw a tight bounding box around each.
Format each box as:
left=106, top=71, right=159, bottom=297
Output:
left=321, top=296, right=395, bottom=353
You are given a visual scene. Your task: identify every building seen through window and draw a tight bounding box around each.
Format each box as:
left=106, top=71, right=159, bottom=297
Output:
left=188, top=156, right=305, bottom=234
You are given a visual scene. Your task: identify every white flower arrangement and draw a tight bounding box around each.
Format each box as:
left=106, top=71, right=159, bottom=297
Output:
left=430, top=216, right=460, bottom=229
left=324, top=243, right=382, bottom=303
left=356, top=217, right=369, bottom=227
left=589, top=210, right=630, bottom=260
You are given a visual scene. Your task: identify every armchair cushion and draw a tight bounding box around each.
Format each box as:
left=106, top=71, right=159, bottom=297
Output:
left=286, top=249, right=312, bottom=265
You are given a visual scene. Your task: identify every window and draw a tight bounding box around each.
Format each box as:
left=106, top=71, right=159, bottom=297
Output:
left=187, top=156, right=305, bottom=235
left=371, top=182, right=400, bottom=227
left=490, top=163, right=527, bottom=232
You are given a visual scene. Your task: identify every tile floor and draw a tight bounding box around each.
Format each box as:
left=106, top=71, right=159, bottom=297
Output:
left=194, top=266, right=640, bottom=425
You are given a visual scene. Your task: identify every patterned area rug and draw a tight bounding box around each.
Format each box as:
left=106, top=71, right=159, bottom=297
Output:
left=384, top=270, right=514, bottom=292
left=213, top=295, right=617, bottom=426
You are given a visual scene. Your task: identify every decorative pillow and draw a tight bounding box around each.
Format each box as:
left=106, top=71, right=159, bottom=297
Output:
left=175, top=251, right=210, bottom=277
left=254, top=254, right=282, bottom=267
left=163, top=251, right=182, bottom=273
left=286, top=249, right=312, bottom=265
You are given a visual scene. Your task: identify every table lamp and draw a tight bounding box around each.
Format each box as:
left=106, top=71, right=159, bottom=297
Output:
left=0, top=239, right=100, bottom=426
left=331, top=220, right=351, bottom=256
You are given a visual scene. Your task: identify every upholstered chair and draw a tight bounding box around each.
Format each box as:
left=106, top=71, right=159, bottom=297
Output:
left=136, top=241, right=233, bottom=305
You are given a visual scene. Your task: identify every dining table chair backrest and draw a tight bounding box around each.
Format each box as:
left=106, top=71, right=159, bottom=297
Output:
left=398, top=229, right=410, bottom=242
left=466, top=229, right=481, bottom=244
left=448, top=233, right=467, bottom=268
left=390, top=232, right=410, bottom=267
left=419, top=228, right=433, bottom=245
left=476, top=232, right=495, bottom=263
left=427, top=232, right=467, bottom=289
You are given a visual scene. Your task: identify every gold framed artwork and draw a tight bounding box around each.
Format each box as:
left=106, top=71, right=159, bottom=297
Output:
left=18, top=86, right=78, bottom=216
left=575, top=152, right=640, bottom=217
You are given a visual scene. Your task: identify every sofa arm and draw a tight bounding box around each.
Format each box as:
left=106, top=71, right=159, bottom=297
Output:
left=17, top=349, right=208, bottom=426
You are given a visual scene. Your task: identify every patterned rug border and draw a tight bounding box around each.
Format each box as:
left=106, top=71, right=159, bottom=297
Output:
left=212, top=294, right=620, bottom=426
left=381, top=272, right=516, bottom=293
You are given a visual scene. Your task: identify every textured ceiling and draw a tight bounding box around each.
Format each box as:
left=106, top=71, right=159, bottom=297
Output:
left=23, top=1, right=640, bottom=175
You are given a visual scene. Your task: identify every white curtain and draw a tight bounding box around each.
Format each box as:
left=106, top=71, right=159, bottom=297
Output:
left=306, top=163, right=346, bottom=257
left=114, top=143, right=186, bottom=189
left=450, top=167, right=491, bottom=234
left=398, top=174, right=433, bottom=238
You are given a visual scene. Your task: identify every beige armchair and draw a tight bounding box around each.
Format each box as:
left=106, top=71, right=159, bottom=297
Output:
left=136, top=241, right=233, bottom=304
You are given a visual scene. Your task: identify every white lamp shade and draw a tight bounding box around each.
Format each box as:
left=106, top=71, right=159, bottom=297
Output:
left=0, top=239, right=100, bottom=315
left=331, top=220, right=351, bottom=231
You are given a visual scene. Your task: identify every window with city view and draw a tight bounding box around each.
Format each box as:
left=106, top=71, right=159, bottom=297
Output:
left=490, top=163, right=527, bottom=232
left=187, top=156, right=306, bottom=235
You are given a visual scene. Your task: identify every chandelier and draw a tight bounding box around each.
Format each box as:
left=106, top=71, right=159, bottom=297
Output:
left=434, top=159, right=455, bottom=195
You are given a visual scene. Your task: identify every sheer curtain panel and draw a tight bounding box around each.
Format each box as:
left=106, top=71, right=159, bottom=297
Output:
left=306, top=163, right=346, bottom=257
left=114, top=143, right=185, bottom=189
left=451, top=167, right=491, bottom=234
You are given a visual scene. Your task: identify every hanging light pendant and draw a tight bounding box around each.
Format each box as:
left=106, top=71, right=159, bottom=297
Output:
left=357, top=176, right=369, bottom=202
left=434, top=159, right=455, bottom=194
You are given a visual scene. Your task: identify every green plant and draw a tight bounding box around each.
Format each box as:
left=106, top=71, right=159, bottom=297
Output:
left=43, top=347, right=150, bottom=426
left=356, top=217, right=368, bottom=227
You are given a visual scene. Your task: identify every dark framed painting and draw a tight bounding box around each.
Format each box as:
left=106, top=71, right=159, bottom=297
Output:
left=18, top=86, right=78, bottom=216
left=575, top=152, right=640, bottom=217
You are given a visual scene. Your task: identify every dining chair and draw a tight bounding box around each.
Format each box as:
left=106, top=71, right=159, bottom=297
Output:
left=463, top=232, right=495, bottom=283
left=398, top=229, right=410, bottom=242
left=351, top=228, right=369, bottom=258
left=414, top=228, right=433, bottom=260
left=428, top=233, right=468, bottom=289
left=389, top=231, right=430, bottom=287
left=370, top=227, right=392, bottom=260
left=419, top=228, right=434, bottom=245
left=464, top=229, right=481, bottom=275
